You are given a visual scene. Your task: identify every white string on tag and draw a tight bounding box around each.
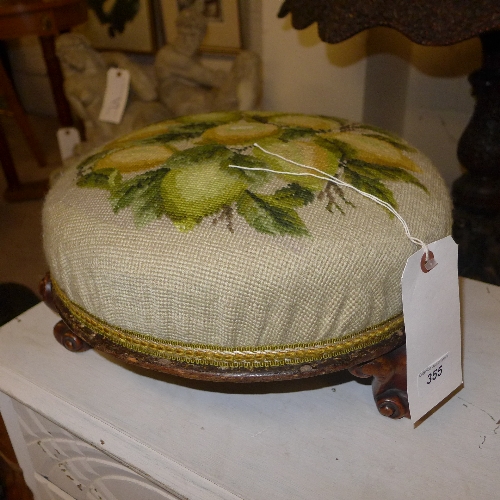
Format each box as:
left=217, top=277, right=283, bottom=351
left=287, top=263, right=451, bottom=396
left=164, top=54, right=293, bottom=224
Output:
left=229, top=143, right=432, bottom=259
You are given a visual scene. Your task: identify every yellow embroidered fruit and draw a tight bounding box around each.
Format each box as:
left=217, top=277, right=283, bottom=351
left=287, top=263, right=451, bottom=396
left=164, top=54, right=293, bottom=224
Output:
left=201, top=120, right=279, bottom=145
left=103, top=121, right=181, bottom=149
left=253, top=139, right=341, bottom=190
left=179, top=111, right=240, bottom=124
left=160, top=160, right=248, bottom=230
left=323, top=132, right=422, bottom=173
left=94, top=144, right=174, bottom=173
left=268, top=114, right=341, bottom=131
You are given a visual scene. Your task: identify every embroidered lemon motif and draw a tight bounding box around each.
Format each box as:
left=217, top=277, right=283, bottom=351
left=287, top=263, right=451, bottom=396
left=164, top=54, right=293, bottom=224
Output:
left=161, top=155, right=248, bottom=231
left=104, top=121, right=181, bottom=149
left=75, top=112, right=429, bottom=234
left=268, top=114, right=341, bottom=131
left=254, top=139, right=340, bottom=191
left=179, top=111, right=240, bottom=124
left=154, top=144, right=259, bottom=231
left=322, top=132, right=421, bottom=173
left=202, top=120, right=279, bottom=145
left=94, top=144, right=174, bottom=173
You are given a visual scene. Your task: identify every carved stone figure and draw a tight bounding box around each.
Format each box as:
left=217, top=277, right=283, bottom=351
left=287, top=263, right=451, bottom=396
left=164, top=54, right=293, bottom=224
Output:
left=154, top=4, right=262, bottom=116
left=55, top=33, right=170, bottom=154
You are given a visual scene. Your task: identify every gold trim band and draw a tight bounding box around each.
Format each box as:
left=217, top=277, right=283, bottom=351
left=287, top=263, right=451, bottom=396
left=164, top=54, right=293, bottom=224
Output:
left=53, top=280, right=404, bottom=369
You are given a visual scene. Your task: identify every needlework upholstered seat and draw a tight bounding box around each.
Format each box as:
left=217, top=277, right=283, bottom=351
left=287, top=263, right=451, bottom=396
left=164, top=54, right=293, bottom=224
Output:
left=41, top=111, right=451, bottom=418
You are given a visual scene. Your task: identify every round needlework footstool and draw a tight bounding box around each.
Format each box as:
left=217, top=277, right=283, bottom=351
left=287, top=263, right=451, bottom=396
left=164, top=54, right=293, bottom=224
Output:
left=41, top=111, right=451, bottom=419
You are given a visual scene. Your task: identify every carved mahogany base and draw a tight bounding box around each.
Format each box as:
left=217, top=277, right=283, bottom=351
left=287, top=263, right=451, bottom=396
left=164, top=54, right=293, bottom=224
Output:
left=349, top=343, right=409, bottom=419
left=53, top=320, right=92, bottom=352
left=41, top=273, right=409, bottom=418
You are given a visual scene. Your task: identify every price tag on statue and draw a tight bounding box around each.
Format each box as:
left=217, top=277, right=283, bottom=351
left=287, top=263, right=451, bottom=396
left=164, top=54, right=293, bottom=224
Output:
left=402, top=235, right=463, bottom=423
left=99, top=68, right=130, bottom=124
left=56, top=127, right=81, bottom=161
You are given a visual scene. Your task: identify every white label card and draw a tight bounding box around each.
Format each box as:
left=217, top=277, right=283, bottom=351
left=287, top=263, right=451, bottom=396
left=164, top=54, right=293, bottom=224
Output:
left=56, top=127, right=81, bottom=161
left=99, top=68, right=130, bottom=124
left=402, top=235, right=462, bottom=423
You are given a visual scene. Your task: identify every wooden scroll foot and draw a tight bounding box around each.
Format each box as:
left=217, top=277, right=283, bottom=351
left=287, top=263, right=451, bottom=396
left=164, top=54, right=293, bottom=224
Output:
left=40, top=274, right=92, bottom=352
left=39, top=272, right=57, bottom=313
left=53, top=320, right=92, bottom=353
left=349, top=343, right=410, bottom=419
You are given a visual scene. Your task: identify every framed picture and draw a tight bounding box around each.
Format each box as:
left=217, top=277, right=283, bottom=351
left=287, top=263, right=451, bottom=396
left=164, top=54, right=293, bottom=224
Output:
left=76, top=0, right=157, bottom=53
left=161, top=0, right=241, bottom=54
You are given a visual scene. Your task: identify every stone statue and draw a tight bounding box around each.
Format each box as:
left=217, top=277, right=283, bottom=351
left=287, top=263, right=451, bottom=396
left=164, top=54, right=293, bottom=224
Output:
left=55, top=33, right=170, bottom=154
left=155, top=3, right=262, bottom=116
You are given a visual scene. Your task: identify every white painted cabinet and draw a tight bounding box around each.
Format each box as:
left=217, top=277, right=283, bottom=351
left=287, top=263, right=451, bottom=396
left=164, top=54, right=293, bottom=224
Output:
left=0, top=278, right=499, bottom=500
left=11, top=402, right=179, bottom=500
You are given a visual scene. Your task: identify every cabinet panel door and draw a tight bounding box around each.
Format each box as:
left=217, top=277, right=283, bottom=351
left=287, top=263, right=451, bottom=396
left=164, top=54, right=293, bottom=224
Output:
left=13, top=402, right=183, bottom=500
left=35, top=473, right=75, bottom=500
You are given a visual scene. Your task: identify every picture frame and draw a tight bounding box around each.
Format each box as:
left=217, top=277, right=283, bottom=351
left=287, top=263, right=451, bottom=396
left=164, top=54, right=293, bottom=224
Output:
left=161, top=0, right=241, bottom=54
left=76, top=0, right=157, bottom=53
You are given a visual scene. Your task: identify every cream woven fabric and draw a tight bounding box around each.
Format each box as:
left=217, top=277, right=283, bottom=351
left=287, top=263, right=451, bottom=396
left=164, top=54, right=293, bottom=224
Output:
left=43, top=112, right=451, bottom=348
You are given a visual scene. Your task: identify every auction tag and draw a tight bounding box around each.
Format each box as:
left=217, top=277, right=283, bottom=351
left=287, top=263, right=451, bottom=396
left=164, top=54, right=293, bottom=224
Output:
left=56, top=127, right=81, bottom=161
left=99, top=68, right=130, bottom=124
left=402, top=235, right=462, bottom=423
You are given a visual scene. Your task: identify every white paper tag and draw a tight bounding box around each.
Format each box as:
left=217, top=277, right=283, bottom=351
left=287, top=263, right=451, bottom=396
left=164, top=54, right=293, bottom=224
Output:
left=99, top=68, right=130, bottom=124
left=402, top=235, right=462, bottom=423
left=56, top=127, right=81, bottom=161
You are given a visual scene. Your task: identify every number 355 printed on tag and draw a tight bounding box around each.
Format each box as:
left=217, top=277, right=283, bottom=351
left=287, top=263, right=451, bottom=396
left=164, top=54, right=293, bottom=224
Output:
left=418, top=352, right=450, bottom=396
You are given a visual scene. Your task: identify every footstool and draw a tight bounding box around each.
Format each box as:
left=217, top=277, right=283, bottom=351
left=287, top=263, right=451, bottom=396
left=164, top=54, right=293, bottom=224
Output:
left=40, top=111, right=451, bottom=419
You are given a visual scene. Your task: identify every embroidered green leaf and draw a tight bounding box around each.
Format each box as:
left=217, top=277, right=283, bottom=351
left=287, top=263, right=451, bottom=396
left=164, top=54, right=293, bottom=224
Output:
left=343, top=167, right=398, bottom=210
left=322, top=182, right=355, bottom=214
left=76, top=150, right=111, bottom=176
left=77, top=168, right=121, bottom=190
left=361, top=133, right=416, bottom=153
left=347, top=160, right=428, bottom=193
left=223, top=152, right=269, bottom=183
left=352, top=124, right=402, bottom=140
left=165, top=144, right=232, bottom=169
left=131, top=122, right=224, bottom=146
left=246, top=113, right=270, bottom=123
left=314, top=136, right=356, bottom=158
left=278, top=127, right=318, bottom=142
left=271, top=183, right=315, bottom=208
left=236, top=190, right=309, bottom=236
left=110, top=167, right=170, bottom=226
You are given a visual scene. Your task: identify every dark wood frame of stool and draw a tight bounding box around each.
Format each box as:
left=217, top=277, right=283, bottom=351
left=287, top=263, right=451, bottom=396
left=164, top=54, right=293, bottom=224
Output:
left=40, top=273, right=410, bottom=419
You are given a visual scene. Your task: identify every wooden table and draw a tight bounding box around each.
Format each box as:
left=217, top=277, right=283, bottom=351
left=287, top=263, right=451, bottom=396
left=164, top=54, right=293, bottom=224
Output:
left=0, top=278, right=498, bottom=499
left=0, top=0, right=87, bottom=202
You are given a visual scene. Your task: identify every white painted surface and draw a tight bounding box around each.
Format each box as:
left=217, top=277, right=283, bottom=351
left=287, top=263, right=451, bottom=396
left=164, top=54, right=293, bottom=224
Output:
left=0, top=392, right=41, bottom=498
left=35, top=474, right=74, bottom=500
left=13, top=402, right=182, bottom=499
left=0, top=278, right=499, bottom=499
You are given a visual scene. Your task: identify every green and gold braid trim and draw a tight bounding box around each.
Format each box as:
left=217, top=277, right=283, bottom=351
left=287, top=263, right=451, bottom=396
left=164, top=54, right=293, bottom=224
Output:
left=53, top=280, right=404, bottom=369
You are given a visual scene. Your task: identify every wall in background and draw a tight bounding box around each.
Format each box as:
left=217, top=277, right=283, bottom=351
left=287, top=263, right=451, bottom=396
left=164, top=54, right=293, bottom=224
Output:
left=261, top=2, right=482, bottom=188
left=402, top=39, right=481, bottom=187
left=261, top=0, right=367, bottom=121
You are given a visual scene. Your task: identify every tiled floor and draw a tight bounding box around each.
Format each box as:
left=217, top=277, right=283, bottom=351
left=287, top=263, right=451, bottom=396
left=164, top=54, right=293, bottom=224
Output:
left=0, top=114, right=61, bottom=295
